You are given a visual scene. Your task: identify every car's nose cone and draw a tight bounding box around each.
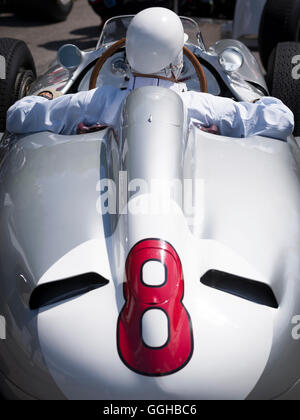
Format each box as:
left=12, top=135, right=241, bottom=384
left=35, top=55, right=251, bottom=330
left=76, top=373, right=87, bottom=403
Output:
left=37, top=267, right=274, bottom=400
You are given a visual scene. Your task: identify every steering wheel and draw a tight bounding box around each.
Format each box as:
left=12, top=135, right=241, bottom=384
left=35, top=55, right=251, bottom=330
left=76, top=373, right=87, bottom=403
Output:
left=89, top=38, right=208, bottom=93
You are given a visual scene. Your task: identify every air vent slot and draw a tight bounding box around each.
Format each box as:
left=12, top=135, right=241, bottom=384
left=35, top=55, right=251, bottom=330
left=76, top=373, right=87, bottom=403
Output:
left=201, top=270, right=278, bottom=309
left=30, top=272, right=109, bottom=310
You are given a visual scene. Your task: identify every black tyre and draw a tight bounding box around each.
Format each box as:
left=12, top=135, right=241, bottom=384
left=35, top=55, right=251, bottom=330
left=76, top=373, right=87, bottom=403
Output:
left=258, top=0, right=300, bottom=69
left=43, top=0, right=73, bottom=22
left=0, top=38, right=36, bottom=132
left=12, top=0, right=73, bottom=22
left=267, top=42, right=300, bottom=137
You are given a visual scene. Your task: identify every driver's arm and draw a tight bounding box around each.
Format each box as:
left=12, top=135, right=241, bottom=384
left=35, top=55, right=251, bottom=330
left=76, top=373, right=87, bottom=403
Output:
left=6, top=86, right=127, bottom=135
left=184, top=92, right=294, bottom=141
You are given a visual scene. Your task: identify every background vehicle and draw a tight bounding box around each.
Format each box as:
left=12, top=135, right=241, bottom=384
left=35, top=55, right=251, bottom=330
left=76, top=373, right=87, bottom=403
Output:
left=0, top=0, right=73, bottom=22
left=88, top=0, right=237, bottom=22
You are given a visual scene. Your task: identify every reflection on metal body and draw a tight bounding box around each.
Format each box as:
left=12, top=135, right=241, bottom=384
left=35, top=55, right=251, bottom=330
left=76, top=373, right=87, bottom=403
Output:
left=57, top=44, right=83, bottom=70
left=219, top=48, right=244, bottom=72
left=122, top=86, right=184, bottom=191
left=208, top=38, right=268, bottom=100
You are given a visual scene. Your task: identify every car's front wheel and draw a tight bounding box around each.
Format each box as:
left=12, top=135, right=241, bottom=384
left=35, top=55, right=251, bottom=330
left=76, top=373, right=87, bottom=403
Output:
left=267, top=42, right=300, bottom=137
left=43, top=0, right=73, bottom=22
left=0, top=38, right=36, bottom=132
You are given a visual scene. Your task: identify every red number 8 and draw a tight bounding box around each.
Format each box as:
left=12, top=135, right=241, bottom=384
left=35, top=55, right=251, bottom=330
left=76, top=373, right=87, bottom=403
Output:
left=117, top=239, right=193, bottom=376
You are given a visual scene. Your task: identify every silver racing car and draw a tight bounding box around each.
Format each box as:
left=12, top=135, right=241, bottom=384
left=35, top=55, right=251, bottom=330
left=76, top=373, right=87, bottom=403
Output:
left=0, top=15, right=300, bottom=400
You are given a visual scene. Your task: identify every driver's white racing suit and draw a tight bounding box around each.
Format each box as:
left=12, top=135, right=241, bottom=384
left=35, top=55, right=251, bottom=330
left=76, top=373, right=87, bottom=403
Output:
left=6, top=76, right=294, bottom=141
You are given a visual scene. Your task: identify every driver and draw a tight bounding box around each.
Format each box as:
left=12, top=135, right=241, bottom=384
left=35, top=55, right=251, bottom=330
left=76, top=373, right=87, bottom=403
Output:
left=6, top=7, right=294, bottom=140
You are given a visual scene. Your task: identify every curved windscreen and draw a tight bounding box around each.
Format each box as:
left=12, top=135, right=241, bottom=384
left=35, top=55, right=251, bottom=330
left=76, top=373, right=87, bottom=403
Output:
left=97, top=15, right=205, bottom=50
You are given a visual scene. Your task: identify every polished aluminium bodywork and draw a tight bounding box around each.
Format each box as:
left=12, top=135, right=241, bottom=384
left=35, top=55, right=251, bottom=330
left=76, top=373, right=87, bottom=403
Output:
left=1, top=16, right=300, bottom=400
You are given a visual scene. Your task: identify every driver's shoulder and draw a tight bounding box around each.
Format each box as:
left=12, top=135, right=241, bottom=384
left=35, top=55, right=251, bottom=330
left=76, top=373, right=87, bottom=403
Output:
left=86, top=84, right=128, bottom=103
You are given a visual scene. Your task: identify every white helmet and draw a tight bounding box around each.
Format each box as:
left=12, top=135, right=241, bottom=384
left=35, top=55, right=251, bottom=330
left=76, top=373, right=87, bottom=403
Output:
left=126, top=7, right=187, bottom=79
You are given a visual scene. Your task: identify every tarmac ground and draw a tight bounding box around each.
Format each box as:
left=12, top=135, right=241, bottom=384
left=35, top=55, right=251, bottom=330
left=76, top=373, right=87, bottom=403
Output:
left=0, top=0, right=225, bottom=75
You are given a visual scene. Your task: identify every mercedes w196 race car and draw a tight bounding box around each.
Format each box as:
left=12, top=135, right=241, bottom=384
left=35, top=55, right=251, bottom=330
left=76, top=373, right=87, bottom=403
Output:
left=0, top=14, right=300, bottom=400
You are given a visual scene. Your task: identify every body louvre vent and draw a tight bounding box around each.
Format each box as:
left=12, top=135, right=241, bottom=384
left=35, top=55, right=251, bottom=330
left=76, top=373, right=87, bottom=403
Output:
left=201, top=270, right=278, bottom=309
left=30, top=273, right=109, bottom=310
